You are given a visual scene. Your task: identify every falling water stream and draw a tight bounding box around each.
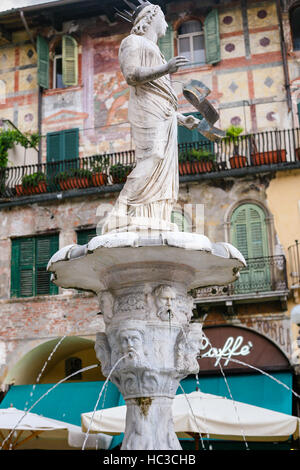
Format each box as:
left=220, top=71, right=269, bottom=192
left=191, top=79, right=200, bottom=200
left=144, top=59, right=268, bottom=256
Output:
left=0, top=364, right=99, bottom=450
left=2, top=327, right=300, bottom=451
left=81, top=352, right=131, bottom=450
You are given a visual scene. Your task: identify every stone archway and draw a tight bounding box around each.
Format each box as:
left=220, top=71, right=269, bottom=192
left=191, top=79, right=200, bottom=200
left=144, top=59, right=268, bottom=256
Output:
left=4, top=336, right=105, bottom=386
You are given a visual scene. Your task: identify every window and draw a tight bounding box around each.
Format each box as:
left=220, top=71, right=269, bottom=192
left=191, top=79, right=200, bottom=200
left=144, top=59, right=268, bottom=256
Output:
left=171, top=210, right=191, bottom=232
left=230, top=203, right=271, bottom=293
left=47, top=128, right=79, bottom=165
left=157, top=11, right=220, bottom=67
left=53, top=42, right=66, bottom=89
left=290, top=6, right=300, bottom=51
left=37, top=35, right=78, bottom=90
left=77, top=228, right=97, bottom=245
left=178, top=20, right=206, bottom=66
left=11, top=234, right=59, bottom=298
left=65, top=357, right=82, bottom=380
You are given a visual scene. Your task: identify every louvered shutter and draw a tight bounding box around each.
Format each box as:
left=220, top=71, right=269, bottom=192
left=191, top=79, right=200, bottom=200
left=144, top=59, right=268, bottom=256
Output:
left=36, top=235, right=58, bottom=295
left=77, top=228, right=97, bottom=245
left=64, top=128, right=79, bottom=161
left=204, top=9, right=220, bottom=65
left=11, top=235, right=58, bottom=298
left=62, top=35, right=78, bottom=86
left=231, top=204, right=270, bottom=293
left=158, top=23, right=174, bottom=62
left=11, top=238, right=34, bottom=298
left=37, top=35, right=49, bottom=89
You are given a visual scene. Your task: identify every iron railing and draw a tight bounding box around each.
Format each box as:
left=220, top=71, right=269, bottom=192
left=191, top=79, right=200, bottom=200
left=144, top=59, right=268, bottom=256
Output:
left=193, top=255, right=288, bottom=300
left=1, top=127, right=300, bottom=200
left=288, top=241, right=300, bottom=287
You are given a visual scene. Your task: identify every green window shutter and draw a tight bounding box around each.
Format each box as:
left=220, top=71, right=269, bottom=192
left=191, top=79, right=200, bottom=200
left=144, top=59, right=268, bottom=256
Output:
left=63, top=128, right=79, bottom=161
left=47, top=132, right=63, bottom=163
left=158, top=23, right=174, bottom=62
left=204, top=9, right=220, bottom=65
left=62, top=35, right=78, bottom=86
left=77, top=228, right=97, bottom=245
left=11, top=238, right=34, bottom=298
left=231, top=204, right=269, bottom=259
left=37, top=35, right=49, bottom=89
left=11, top=235, right=58, bottom=298
left=36, top=235, right=59, bottom=296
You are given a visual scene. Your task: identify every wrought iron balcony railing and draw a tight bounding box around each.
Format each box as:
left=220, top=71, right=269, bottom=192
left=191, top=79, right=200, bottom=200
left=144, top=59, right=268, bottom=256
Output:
left=0, top=127, right=300, bottom=202
left=192, top=255, right=289, bottom=301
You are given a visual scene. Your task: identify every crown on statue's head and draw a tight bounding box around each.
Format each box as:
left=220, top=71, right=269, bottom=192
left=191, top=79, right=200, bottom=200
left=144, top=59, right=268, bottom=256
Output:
left=115, top=0, right=153, bottom=23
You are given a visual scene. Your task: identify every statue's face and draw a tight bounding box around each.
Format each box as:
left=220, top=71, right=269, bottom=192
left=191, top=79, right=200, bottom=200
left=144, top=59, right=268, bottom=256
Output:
left=120, top=329, right=143, bottom=355
left=155, top=8, right=168, bottom=39
left=156, top=287, right=176, bottom=310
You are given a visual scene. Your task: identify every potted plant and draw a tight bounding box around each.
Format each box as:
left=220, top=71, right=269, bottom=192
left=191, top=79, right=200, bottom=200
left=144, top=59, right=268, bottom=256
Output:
left=178, top=148, right=215, bottom=175
left=16, top=172, right=47, bottom=196
left=90, top=154, right=109, bottom=186
left=178, top=151, right=193, bottom=175
left=190, top=148, right=216, bottom=173
left=251, top=130, right=286, bottom=165
left=55, top=168, right=92, bottom=190
left=109, top=163, right=132, bottom=184
left=225, top=125, right=248, bottom=169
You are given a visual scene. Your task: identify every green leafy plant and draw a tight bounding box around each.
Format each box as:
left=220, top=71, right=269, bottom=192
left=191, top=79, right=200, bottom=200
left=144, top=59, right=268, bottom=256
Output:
left=56, top=167, right=92, bottom=181
left=22, top=172, right=45, bottom=189
left=90, top=154, right=109, bottom=173
left=225, top=125, right=245, bottom=155
left=109, top=163, right=132, bottom=183
left=190, top=148, right=216, bottom=162
left=0, top=129, right=40, bottom=168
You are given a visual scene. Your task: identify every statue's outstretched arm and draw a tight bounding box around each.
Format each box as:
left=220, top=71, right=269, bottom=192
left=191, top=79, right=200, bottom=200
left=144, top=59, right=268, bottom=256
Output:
left=124, top=56, right=189, bottom=86
left=177, top=113, right=200, bottom=129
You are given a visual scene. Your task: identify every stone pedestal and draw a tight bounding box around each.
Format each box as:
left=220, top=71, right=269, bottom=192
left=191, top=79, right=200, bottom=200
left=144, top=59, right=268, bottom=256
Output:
left=47, top=231, right=245, bottom=450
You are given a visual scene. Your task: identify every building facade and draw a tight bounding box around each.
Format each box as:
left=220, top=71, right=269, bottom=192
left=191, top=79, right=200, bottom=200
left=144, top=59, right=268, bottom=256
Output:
left=0, top=0, right=299, bottom=449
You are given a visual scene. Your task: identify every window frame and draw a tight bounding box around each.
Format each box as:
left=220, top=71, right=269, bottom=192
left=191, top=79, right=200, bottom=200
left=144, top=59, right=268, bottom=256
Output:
left=11, top=233, right=59, bottom=299
left=177, top=20, right=206, bottom=67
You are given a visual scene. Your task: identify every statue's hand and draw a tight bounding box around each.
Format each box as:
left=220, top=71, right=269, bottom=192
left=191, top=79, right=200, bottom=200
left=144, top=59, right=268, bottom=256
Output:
left=179, top=114, right=200, bottom=130
left=167, top=56, right=189, bottom=73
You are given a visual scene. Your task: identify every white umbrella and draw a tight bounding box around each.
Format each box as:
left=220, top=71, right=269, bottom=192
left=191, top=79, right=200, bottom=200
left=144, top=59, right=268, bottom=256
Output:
left=81, top=391, right=300, bottom=443
left=0, top=407, right=112, bottom=450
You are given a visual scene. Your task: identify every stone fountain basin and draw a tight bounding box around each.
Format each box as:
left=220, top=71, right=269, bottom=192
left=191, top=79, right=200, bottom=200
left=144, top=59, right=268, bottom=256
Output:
left=47, top=231, right=246, bottom=293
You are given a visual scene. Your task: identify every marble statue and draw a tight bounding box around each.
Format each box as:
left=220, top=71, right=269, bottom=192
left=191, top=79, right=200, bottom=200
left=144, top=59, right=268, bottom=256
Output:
left=102, top=1, right=202, bottom=234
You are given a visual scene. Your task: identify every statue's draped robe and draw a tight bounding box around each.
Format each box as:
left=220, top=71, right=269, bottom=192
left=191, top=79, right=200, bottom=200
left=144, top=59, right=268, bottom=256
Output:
left=115, top=34, right=179, bottom=221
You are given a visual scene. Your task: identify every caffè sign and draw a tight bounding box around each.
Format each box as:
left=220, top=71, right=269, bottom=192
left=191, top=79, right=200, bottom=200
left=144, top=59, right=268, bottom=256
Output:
left=199, top=325, right=290, bottom=373
left=201, top=335, right=253, bottom=367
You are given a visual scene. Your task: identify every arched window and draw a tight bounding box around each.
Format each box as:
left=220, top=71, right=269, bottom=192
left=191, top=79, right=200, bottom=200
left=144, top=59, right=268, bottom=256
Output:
left=177, top=20, right=206, bottom=66
left=171, top=210, right=192, bottom=232
left=290, top=5, right=300, bottom=51
left=230, top=203, right=271, bottom=293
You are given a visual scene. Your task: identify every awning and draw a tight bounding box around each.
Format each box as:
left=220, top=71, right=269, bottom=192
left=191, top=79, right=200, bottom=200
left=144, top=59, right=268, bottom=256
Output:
left=0, top=381, right=124, bottom=449
left=81, top=391, right=300, bottom=442
left=0, top=407, right=112, bottom=450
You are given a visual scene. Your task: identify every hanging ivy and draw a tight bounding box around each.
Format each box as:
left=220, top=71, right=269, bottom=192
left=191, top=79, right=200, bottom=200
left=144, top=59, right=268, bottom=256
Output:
left=0, top=129, right=40, bottom=168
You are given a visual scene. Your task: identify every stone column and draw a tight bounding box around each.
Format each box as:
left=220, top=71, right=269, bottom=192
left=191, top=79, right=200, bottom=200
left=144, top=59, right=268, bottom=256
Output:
left=95, top=273, right=204, bottom=450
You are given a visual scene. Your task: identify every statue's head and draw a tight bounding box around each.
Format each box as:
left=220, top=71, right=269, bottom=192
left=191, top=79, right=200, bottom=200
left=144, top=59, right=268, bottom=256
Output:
left=116, top=1, right=167, bottom=38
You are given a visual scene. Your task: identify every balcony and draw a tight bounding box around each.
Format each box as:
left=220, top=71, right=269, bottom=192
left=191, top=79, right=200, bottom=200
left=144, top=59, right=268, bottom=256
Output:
left=192, top=255, right=289, bottom=309
left=0, top=127, right=300, bottom=207
left=288, top=241, right=300, bottom=289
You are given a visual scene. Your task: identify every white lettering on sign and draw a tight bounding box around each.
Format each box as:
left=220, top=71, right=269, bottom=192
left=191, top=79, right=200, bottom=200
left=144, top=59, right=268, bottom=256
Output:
left=201, top=335, right=253, bottom=367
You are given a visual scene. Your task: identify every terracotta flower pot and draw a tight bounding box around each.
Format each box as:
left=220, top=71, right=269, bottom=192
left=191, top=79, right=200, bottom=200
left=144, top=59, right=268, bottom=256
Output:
left=179, top=160, right=213, bottom=175
left=59, top=177, right=91, bottom=190
left=16, top=182, right=47, bottom=196
left=91, top=172, right=108, bottom=186
left=252, top=150, right=286, bottom=166
left=295, top=148, right=300, bottom=161
left=229, top=155, right=247, bottom=169
left=193, top=160, right=214, bottom=173
left=179, top=162, right=193, bottom=176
